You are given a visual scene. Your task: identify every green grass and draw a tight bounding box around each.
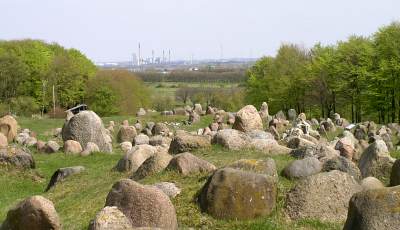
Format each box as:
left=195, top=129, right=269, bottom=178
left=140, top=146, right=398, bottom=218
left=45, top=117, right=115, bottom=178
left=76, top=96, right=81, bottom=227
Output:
left=0, top=115, right=343, bottom=230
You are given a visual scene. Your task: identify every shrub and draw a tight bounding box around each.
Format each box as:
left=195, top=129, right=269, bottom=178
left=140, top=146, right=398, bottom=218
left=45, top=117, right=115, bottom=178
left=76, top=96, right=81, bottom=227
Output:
left=9, top=96, right=40, bottom=116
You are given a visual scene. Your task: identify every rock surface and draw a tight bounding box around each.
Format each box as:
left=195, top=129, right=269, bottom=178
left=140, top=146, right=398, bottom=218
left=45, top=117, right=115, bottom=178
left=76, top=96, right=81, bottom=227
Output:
left=117, top=126, right=137, bottom=143
left=198, top=168, right=277, bottom=220
left=343, top=186, right=400, bottom=230
left=232, top=105, right=263, bottom=132
left=63, top=140, right=83, bottom=154
left=167, top=152, right=216, bottom=175
left=283, top=157, right=322, bottom=179
left=0, top=196, right=61, bottom=230
left=285, top=170, right=362, bottom=222
left=227, top=158, right=277, bottom=177
left=0, top=115, right=18, bottom=142
left=115, top=145, right=158, bottom=173
left=89, top=206, right=133, bottom=230
left=168, top=131, right=210, bottom=154
left=105, top=179, right=178, bottom=229
left=0, top=147, right=35, bottom=169
left=132, top=151, right=172, bottom=180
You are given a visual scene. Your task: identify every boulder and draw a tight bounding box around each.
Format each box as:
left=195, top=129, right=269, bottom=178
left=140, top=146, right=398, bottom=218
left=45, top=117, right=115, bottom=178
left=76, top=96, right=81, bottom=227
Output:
left=153, top=182, right=181, bottom=198
left=227, top=158, right=277, bottom=177
left=188, top=111, right=200, bottom=124
left=120, top=141, right=133, bottom=153
left=322, top=156, right=361, bottom=181
left=16, top=132, right=30, bottom=145
left=0, top=133, right=7, bottom=148
left=136, top=108, right=146, bottom=116
left=285, top=170, right=362, bottom=222
left=168, top=131, right=210, bottom=154
left=198, top=168, right=277, bottom=220
left=45, top=141, right=60, bottom=153
left=0, top=147, right=35, bottom=169
left=114, top=145, right=157, bottom=173
left=152, top=123, right=170, bottom=136
left=167, top=152, right=216, bottom=175
left=212, top=129, right=251, bottom=150
left=344, top=186, right=400, bottom=230
left=232, top=105, right=263, bottom=132
left=360, top=177, right=384, bottom=191
left=134, top=134, right=150, bottom=146
left=81, top=142, right=100, bottom=156
left=0, top=115, right=18, bottom=142
left=290, top=144, right=339, bottom=163
left=149, top=135, right=172, bottom=146
left=259, top=102, right=269, bottom=120
left=287, top=137, right=315, bottom=149
left=63, top=140, right=82, bottom=154
left=358, top=140, right=395, bottom=180
left=105, top=179, right=178, bottom=229
left=390, top=159, right=400, bottom=186
left=117, top=126, right=137, bottom=143
left=131, top=151, right=172, bottom=180
left=193, top=103, right=202, bottom=114
left=288, top=109, right=297, bottom=121
left=0, top=196, right=61, bottom=230
left=45, top=166, right=85, bottom=191
left=283, top=157, right=322, bottom=179
left=24, top=136, right=37, bottom=147
left=62, top=111, right=112, bottom=153
left=88, top=206, right=133, bottom=230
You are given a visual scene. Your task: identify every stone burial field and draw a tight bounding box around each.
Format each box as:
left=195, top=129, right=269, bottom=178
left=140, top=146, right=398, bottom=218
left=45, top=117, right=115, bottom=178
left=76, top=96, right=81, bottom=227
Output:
left=1, top=102, right=400, bottom=229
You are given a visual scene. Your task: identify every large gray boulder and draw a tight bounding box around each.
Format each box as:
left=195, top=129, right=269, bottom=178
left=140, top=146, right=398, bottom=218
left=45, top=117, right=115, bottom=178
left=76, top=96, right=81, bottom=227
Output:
left=89, top=206, right=133, bottom=230
left=0, top=196, right=61, bottom=230
left=105, top=179, right=178, bottom=229
left=62, top=111, right=112, bottom=153
left=344, top=186, right=400, bottom=230
left=232, top=105, right=263, bottom=132
left=285, top=170, right=362, bottom=222
left=283, top=157, right=322, bottom=179
left=358, top=140, right=395, bottom=181
left=167, top=152, right=216, bottom=175
left=168, top=131, right=211, bottom=154
left=198, top=168, right=277, bottom=220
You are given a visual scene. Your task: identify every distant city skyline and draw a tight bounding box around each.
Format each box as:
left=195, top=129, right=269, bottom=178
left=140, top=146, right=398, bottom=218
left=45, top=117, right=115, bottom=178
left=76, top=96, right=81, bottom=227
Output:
left=1, top=0, right=399, bottom=62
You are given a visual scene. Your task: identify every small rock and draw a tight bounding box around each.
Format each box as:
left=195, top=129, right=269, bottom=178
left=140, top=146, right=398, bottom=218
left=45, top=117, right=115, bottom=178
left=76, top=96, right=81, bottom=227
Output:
left=63, top=140, right=82, bottom=154
left=153, top=182, right=181, bottom=198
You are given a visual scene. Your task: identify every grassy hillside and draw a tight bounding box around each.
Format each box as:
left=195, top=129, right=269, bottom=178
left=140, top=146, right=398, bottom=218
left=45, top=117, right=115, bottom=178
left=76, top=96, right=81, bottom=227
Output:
left=0, top=114, right=357, bottom=229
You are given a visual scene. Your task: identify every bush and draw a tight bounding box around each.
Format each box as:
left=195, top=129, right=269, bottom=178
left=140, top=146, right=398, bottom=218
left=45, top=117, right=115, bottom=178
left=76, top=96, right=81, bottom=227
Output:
left=9, top=96, right=40, bottom=116
left=152, top=96, right=175, bottom=111
left=86, top=70, right=151, bottom=115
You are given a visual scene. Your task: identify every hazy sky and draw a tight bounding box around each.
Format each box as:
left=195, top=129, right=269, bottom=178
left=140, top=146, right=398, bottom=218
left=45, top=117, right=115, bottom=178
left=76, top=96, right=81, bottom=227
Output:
left=1, top=0, right=399, bottom=62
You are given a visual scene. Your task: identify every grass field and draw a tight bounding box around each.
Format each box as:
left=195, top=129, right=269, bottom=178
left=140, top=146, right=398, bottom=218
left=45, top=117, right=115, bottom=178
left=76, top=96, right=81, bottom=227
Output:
left=2, top=114, right=397, bottom=229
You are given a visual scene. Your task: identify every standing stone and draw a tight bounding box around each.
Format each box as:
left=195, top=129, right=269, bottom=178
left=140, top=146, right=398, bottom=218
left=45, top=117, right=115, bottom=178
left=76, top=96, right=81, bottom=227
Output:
left=259, top=102, right=269, bottom=120
left=45, top=141, right=60, bottom=153
left=285, top=170, right=362, bottom=222
left=198, top=168, right=277, bottom=220
left=152, top=123, right=170, bottom=136
left=81, top=142, right=100, bottom=156
left=88, top=206, right=132, bottom=230
left=0, top=115, right=18, bottom=142
left=105, top=179, right=178, bottom=229
left=344, top=186, right=400, bottom=230
left=288, top=109, right=297, bottom=121
left=193, top=103, right=202, bottom=114
left=0, top=196, right=61, bottom=230
left=0, top=147, right=35, bottom=169
left=212, top=129, right=251, bottom=150
left=131, top=151, right=172, bottom=180
left=117, top=126, right=137, bottom=143
left=358, top=140, right=395, bottom=180
left=232, top=105, right=263, bottom=132
left=188, top=111, right=200, bottom=124
left=227, top=158, right=277, bottom=177
left=134, top=134, right=150, bottom=146
left=115, top=145, right=157, bottom=173
left=62, top=111, right=112, bottom=153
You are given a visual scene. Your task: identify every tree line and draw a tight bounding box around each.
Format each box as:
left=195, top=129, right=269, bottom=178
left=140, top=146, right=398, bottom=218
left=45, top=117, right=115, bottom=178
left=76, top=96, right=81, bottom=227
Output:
left=246, top=22, right=400, bottom=124
left=0, top=39, right=150, bottom=117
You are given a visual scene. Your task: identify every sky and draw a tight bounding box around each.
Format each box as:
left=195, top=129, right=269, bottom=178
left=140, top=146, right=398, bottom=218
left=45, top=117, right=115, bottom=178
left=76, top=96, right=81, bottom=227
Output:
left=0, top=0, right=399, bottom=62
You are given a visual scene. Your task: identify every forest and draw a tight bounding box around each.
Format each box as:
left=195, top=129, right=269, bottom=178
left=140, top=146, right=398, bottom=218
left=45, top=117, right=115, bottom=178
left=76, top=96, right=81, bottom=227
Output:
left=246, top=21, right=400, bottom=124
